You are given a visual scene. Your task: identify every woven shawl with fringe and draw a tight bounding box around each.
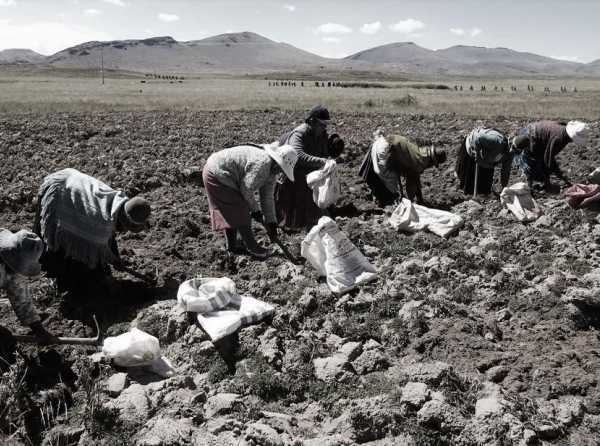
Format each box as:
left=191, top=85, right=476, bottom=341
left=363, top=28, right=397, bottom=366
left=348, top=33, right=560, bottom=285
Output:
left=38, top=168, right=128, bottom=268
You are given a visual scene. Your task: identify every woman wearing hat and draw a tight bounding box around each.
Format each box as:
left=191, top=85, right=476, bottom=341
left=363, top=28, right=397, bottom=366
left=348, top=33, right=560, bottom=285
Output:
left=0, top=229, right=57, bottom=345
left=203, top=143, right=298, bottom=259
left=455, top=127, right=513, bottom=196
left=359, top=130, right=447, bottom=206
left=275, top=105, right=336, bottom=230
left=35, top=168, right=151, bottom=291
left=512, top=120, right=589, bottom=191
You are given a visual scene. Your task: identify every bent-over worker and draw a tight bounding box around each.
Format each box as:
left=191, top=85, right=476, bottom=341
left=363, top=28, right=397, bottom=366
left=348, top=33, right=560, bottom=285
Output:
left=35, top=168, right=151, bottom=291
left=359, top=131, right=447, bottom=206
left=455, top=127, right=513, bottom=196
left=512, top=120, right=589, bottom=191
left=202, top=143, right=298, bottom=259
left=0, top=229, right=57, bottom=346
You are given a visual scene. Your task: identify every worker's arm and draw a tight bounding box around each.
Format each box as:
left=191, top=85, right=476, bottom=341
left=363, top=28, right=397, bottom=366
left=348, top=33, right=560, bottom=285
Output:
left=288, top=131, right=327, bottom=170
left=405, top=174, right=424, bottom=204
left=258, top=177, right=277, bottom=225
left=499, top=155, right=512, bottom=189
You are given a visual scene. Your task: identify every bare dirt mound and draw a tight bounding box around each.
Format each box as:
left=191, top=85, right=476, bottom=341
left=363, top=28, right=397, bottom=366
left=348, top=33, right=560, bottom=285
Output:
left=1, top=111, right=600, bottom=445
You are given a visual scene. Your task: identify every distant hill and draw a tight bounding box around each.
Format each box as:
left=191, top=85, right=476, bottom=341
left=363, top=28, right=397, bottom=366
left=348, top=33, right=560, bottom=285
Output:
left=45, top=32, right=330, bottom=73
left=345, top=43, right=583, bottom=76
left=0, top=49, right=45, bottom=64
left=2, top=32, right=599, bottom=77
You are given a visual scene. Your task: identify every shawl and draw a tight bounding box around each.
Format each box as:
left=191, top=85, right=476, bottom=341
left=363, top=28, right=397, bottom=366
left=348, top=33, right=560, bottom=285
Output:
left=38, top=168, right=128, bottom=268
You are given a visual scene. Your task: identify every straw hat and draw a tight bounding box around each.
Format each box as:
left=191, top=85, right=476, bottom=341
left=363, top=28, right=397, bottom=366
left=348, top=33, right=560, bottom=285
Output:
left=566, top=121, right=590, bottom=145
left=265, top=143, right=298, bottom=182
left=122, top=197, right=151, bottom=232
left=0, top=229, right=43, bottom=277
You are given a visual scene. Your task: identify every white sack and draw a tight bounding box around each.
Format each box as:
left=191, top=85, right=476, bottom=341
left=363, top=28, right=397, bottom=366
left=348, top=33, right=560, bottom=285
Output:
left=389, top=198, right=464, bottom=238
left=102, top=328, right=161, bottom=367
left=306, top=159, right=341, bottom=209
left=147, top=356, right=177, bottom=378
left=500, top=182, right=543, bottom=222
left=196, top=295, right=275, bottom=342
left=301, top=216, right=378, bottom=294
left=177, top=277, right=236, bottom=312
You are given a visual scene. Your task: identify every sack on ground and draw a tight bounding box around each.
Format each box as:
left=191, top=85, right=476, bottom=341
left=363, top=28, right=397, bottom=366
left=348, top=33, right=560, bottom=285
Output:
left=389, top=198, right=464, bottom=238
left=500, top=182, right=543, bottom=222
left=306, top=160, right=341, bottom=209
left=177, top=277, right=236, bottom=312
left=195, top=295, right=275, bottom=342
left=301, top=216, right=378, bottom=294
left=102, top=328, right=161, bottom=367
left=589, top=168, right=600, bottom=185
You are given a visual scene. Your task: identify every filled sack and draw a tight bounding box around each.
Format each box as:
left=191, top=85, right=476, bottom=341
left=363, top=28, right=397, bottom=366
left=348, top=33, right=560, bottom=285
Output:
left=306, top=160, right=341, bottom=209
left=301, top=216, right=378, bottom=294
left=389, top=198, right=464, bottom=238
left=589, top=168, right=600, bottom=185
left=500, top=182, right=543, bottom=222
left=102, top=328, right=161, bottom=367
left=177, top=277, right=236, bottom=312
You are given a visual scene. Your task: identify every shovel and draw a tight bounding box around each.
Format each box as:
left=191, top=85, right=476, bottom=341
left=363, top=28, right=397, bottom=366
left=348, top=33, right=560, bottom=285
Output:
left=271, top=236, right=301, bottom=266
left=13, top=315, right=102, bottom=347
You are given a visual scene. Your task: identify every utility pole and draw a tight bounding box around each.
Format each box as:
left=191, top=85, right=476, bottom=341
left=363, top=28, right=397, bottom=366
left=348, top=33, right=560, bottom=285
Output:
left=101, top=47, right=105, bottom=85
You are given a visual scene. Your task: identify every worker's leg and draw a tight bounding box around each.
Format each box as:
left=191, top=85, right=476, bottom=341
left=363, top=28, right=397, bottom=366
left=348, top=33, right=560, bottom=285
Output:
left=224, top=228, right=238, bottom=252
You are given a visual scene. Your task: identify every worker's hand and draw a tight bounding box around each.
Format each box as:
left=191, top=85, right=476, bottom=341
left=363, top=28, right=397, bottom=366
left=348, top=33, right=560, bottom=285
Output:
left=266, top=222, right=278, bottom=241
left=250, top=211, right=264, bottom=224
left=30, top=322, right=59, bottom=345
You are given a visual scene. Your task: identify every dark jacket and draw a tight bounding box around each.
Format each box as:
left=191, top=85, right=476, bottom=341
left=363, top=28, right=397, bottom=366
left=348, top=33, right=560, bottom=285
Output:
left=279, top=123, right=328, bottom=173
left=528, top=121, right=571, bottom=169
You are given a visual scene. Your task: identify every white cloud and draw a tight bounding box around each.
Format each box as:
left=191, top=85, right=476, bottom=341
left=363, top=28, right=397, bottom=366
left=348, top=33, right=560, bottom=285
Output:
left=450, top=27, right=482, bottom=37
left=470, top=27, right=482, bottom=37
left=84, top=8, right=101, bottom=16
left=360, top=21, right=381, bottom=35
left=100, top=0, right=126, bottom=6
left=450, top=27, right=465, bottom=36
left=0, top=0, right=16, bottom=6
left=0, top=21, right=112, bottom=54
left=158, top=13, right=179, bottom=23
left=553, top=55, right=580, bottom=62
left=389, top=18, right=425, bottom=34
left=315, top=23, right=352, bottom=35
left=283, top=4, right=295, bottom=12
left=323, top=37, right=341, bottom=44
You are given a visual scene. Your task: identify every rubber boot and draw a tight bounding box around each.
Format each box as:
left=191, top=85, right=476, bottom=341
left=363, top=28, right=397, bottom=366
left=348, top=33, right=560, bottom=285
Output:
left=225, top=228, right=245, bottom=254
left=238, top=225, right=271, bottom=259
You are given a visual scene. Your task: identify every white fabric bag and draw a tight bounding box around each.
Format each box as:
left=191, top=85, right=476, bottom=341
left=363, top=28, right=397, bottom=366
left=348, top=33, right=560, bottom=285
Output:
left=589, top=168, right=600, bottom=185
left=389, top=198, right=464, bottom=238
left=102, top=328, right=161, bottom=367
left=301, top=217, right=378, bottom=294
left=177, top=277, right=236, bottom=312
left=306, top=160, right=340, bottom=209
left=500, top=182, right=542, bottom=222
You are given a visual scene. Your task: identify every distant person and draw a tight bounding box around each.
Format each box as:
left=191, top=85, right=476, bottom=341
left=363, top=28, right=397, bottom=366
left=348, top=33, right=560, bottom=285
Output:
left=35, top=168, right=151, bottom=292
left=511, top=120, right=589, bottom=191
left=202, top=143, right=298, bottom=259
left=0, top=229, right=57, bottom=348
left=359, top=130, right=447, bottom=206
left=275, top=105, right=333, bottom=231
left=455, top=127, right=513, bottom=196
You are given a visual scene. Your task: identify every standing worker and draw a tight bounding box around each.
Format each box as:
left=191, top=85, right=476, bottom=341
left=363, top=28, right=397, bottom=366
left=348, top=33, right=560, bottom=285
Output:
left=0, top=229, right=57, bottom=353
left=359, top=130, right=447, bottom=206
left=455, top=127, right=513, bottom=196
left=35, top=168, right=151, bottom=292
left=203, top=143, right=298, bottom=259
left=275, top=105, right=333, bottom=231
left=512, top=120, right=589, bottom=191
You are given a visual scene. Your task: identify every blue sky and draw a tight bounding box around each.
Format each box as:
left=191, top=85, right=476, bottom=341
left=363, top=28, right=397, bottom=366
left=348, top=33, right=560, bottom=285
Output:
left=1, top=0, right=598, bottom=62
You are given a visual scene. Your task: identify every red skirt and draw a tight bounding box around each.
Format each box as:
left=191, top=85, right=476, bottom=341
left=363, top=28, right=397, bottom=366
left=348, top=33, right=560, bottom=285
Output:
left=203, top=168, right=251, bottom=231
left=275, top=172, right=322, bottom=230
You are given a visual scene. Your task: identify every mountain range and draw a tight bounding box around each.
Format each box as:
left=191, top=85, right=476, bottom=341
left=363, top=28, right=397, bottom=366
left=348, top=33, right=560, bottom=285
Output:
left=1, top=31, right=599, bottom=76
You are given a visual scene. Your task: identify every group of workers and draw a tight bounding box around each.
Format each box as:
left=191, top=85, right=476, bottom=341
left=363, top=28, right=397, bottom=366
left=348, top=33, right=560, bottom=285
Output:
left=0, top=105, right=591, bottom=347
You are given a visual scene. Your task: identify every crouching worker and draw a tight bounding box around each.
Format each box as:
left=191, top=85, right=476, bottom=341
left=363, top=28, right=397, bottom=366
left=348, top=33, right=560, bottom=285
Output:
left=512, top=120, right=589, bottom=192
left=359, top=130, right=447, bottom=206
left=202, top=143, right=298, bottom=259
left=0, top=229, right=57, bottom=347
left=35, top=168, right=151, bottom=292
left=455, top=127, right=512, bottom=196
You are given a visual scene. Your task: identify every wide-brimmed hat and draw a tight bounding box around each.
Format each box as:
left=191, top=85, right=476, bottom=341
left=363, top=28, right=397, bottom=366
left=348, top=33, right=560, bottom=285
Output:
left=122, top=197, right=151, bottom=232
left=265, top=143, right=298, bottom=182
left=0, top=229, right=43, bottom=277
left=306, top=105, right=332, bottom=125
left=566, top=121, right=590, bottom=145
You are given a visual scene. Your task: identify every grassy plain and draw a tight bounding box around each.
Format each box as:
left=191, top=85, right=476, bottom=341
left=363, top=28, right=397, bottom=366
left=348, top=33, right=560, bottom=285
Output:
left=1, top=68, right=600, bottom=119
